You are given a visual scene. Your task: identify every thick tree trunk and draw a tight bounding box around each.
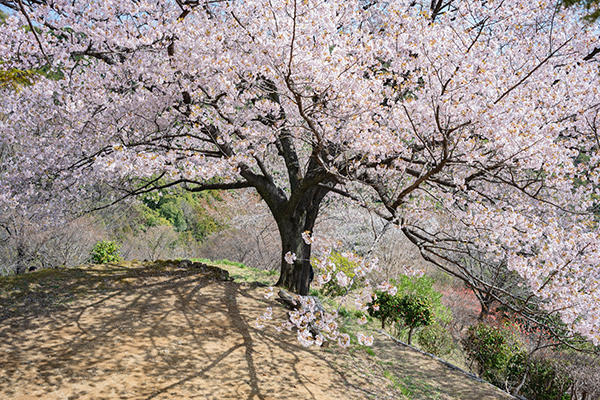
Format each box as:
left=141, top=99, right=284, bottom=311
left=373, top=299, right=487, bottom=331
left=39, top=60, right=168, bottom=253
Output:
left=408, top=327, right=414, bottom=345
left=274, top=187, right=327, bottom=295
left=276, top=227, right=314, bottom=295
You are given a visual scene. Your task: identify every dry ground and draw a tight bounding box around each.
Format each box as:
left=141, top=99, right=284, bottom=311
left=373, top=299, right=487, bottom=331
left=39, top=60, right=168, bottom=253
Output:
left=0, top=261, right=513, bottom=400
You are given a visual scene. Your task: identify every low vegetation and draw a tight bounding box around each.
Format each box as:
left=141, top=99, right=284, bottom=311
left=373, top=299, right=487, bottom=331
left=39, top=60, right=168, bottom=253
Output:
left=89, top=240, right=121, bottom=264
left=325, top=270, right=600, bottom=400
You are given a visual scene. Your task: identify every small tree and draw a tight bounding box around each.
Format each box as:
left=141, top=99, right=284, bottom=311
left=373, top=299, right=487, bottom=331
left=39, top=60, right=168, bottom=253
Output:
left=90, top=240, right=121, bottom=264
left=417, top=323, right=454, bottom=357
left=398, top=294, right=433, bottom=345
left=368, top=291, right=402, bottom=329
left=464, top=323, right=520, bottom=383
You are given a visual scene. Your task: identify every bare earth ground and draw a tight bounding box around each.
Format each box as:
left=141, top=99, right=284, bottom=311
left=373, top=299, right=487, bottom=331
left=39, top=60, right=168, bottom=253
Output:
left=0, top=261, right=513, bottom=400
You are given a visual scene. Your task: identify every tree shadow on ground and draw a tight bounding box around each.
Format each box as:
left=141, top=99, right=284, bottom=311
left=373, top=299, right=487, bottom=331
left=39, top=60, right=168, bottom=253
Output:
left=0, top=262, right=376, bottom=400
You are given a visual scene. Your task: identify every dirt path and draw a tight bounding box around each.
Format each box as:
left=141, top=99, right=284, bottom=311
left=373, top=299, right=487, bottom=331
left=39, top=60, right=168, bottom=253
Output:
left=0, top=262, right=513, bottom=400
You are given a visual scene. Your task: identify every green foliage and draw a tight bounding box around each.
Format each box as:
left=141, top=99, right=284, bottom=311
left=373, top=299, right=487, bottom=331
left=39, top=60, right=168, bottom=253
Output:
left=138, top=204, right=171, bottom=228
left=368, top=290, right=403, bottom=329
left=338, top=306, right=352, bottom=319
left=186, top=209, right=223, bottom=241
left=160, top=200, right=187, bottom=230
left=463, top=323, right=520, bottom=383
left=398, top=294, right=433, bottom=330
left=506, top=352, right=573, bottom=400
left=140, top=189, right=224, bottom=241
left=317, top=252, right=362, bottom=297
left=90, top=241, right=121, bottom=264
left=369, top=275, right=448, bottom=342
left=417, top=322, right=455, bottom=357
left=464, top=323, right=573, bottom=398
left=141, top=192, right=186, bottom=230
left=0, top=67, right=37, bottom=90
left=393, top=274, right=452, bottom=325
left=397, top=294, right=433, bottom=344
left=523, top=358, right=572, bottom=400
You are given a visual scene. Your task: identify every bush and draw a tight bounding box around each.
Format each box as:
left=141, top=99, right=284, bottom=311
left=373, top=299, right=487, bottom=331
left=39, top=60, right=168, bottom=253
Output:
left=368, top=290, right=403, bottom=329
left=463, top=323, right=520, bottom=383
left=465, top=323, right=575, bottom=399
left=462, top=323, right=575, bottom=399
left=417, top=322, right=454, bottom=357
left=90, top=240, right=121, bottom=264
left=317, top=252, right=362, bottom=297
left=506, top=353, right=573, bottom=400
left=368, top=291, right=434, bottom=344
left=393, top=274, right=453, bottom=325
left=397, top=294, right=433, bottom=344
left=525, top=358, right=572, bottom=400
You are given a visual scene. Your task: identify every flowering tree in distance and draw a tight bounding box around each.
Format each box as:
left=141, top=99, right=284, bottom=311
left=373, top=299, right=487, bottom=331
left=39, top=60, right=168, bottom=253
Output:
left=1, top=0, right=600, bottom=343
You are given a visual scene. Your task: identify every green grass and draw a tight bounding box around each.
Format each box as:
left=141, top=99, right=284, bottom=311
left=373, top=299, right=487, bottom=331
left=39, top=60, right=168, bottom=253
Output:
left=190, top=258, right=248, bottom=268
left=363, top=346, right=376, bottom=357
left=383, top=370, right=414, bottom=397
left=381, top=370, right=442, bottom=399
left=190, top=258, right=277, bottom=285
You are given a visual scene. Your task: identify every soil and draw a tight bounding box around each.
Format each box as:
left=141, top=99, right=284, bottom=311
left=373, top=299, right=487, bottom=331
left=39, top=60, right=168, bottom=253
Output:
left=0, top=262, right=513, bottom=399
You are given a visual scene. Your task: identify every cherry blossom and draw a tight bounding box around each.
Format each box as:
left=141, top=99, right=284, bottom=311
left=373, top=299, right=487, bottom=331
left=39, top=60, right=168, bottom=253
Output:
left=1, top=0, right=599, bottom=345
left=284, top=252, right=297, bottom=265
left=357, top=333, right=374, bottom=346
left=335, top=271, right=351, bottom=288
left=264, top=286, right=276, bottom=300
left=338, top=333, right=351, bottom=348
left=301, top=231, right=313, bottom=245
left=377, top=282, right=398, bottom=296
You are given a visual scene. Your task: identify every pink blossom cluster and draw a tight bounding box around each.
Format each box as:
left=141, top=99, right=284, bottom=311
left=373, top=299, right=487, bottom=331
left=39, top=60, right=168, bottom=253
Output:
left=260, top=286, right=374, bottom=348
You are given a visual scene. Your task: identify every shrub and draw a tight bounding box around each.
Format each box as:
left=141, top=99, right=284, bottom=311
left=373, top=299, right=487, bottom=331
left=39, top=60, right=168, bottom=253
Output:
left=463, top=323, right=520, bottom=383
left=417, top=322, right=454, bottom=357
left=90, top=240, right=121, bottom=264
left=393, top=274, right=453, bottom=325
left=525, top=358, right=572, bottom=400
left=506, top=353, right=573, bottom=400
left=317, top=252, right=362, bottom=297
left=397, top=294, right=433, bottom=344
left=465, top=323, right=575, bottom=399
left=368, top=290, right=403, bottom=329
left=462, top=324, right=575, bottom=399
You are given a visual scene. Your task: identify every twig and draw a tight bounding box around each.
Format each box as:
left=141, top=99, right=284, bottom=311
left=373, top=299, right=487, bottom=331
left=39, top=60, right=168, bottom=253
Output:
left=17, top=0, right=50, bottom=65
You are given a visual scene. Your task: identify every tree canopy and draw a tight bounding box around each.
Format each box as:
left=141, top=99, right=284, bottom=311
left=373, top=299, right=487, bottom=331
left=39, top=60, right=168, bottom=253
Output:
left=1, top=0, right=600, bottom=345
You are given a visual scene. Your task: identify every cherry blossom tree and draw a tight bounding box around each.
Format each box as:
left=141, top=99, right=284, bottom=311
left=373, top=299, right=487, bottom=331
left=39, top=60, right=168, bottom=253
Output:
left=1, top=0, right=600, bottom=344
